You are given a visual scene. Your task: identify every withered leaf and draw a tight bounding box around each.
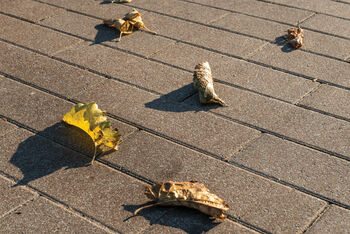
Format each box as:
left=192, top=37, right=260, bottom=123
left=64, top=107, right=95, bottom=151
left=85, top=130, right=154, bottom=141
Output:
left=62, top=102, right=121, bottom=164
left=287, top=24, right=304, bottom=48
left=123, top=9, right=157, bottom=34
left=111, top=0, right=132, bottom=3
left=193, top=62, right=227, bottom=106
left=134, top=181, right=229, bottom=220
left=103, top=18, right=134, bottom=41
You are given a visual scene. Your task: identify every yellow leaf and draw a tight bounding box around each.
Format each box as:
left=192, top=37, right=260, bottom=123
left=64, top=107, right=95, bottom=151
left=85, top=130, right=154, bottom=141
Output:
left=62, top=102, right=121, bottom=164
left=124, top=9, right=157, bottom=34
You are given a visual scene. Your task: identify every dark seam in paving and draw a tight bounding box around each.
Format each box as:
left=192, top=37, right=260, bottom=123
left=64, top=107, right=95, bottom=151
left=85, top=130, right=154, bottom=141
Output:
left=301, top=204, right=330, bottom=234
left=332, top=0, right=350, bottom=5
left=296, top=104, right=350, bottom=122
left=254, top=0, right=350, bottom=22
left=0, top=121, right=261, bottom=234
left=1, top=11, right=350, bottom=93
left=0, top=171, right=120, bottom=234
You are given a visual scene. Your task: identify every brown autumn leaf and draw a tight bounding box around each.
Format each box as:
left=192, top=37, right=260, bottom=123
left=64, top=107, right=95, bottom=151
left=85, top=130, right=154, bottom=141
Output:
left=110, top=0, right=132, bottom=3
left=193, top=61, right=227, bottom=107
left=134, top=181, right=229, bottom=220
left=287, top=24, right=304, bottom=48
left=123, top=9, right=157, bottom=34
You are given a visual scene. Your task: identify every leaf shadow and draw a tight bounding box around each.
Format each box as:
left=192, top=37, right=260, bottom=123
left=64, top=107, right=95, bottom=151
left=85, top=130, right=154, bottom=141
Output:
left=91, top=24, right=121, bottom=45
left=274, top=35, right=295, bottom=53
left=10, top=122, right=110, bottom=186
left=144, top=84, right=222, bottom=113
left=123, top=203, right=219, bottom=233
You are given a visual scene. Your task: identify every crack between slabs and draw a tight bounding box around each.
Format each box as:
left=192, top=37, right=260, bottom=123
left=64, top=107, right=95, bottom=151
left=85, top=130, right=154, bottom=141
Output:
left=146, top=40, right=177, bottom=59
left=293, top=82, right=322, bottom=105
left=301, top=203, right=330, bottom=234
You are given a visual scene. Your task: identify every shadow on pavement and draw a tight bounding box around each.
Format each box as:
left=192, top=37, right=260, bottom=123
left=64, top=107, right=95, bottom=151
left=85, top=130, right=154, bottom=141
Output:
left=145, top=84, right=221, bottom=113
left=123, top=204, right=219, bottom=233
left=274, top=35, right=295, bottom=53
left=92, top=24, right=121, bottom=45
left=10, top=122, right=108, bottom=186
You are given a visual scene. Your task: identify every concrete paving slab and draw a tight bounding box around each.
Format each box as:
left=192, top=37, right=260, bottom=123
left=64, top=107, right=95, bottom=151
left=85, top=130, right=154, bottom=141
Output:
left=102, top=131, right=326, bottom=233
left=250, top=42, right=350, bottom=88
left=55, top=42, right=193, bottom=102
left=0, top=117, right=17, bottom=138
left=0, top=14, right=82, bottom=55
left=0, top=176, right=36, bottom=216
left=302, top=14, right=350, bottom=39
left=74, top=79, right=260, bottom=159
left=0, top=41, right=103, bottom=99
left=299, top=84, right=350, bottom=120
left=189, top=0, right=312, bottom=25
left=211, top=12, right=287, bottom=42
left=206, top=221, right=258, bottom=234
left=306, top=205, right=350, bottom=233
left=231, top=134, right=350, bottom=206
left=0, top=0, right=64, bottom=22
left=0, top=197, right=108, bottom=233
left=150, top=42, right=317, bottom=103
left=184, top=83, right=350, bottom=159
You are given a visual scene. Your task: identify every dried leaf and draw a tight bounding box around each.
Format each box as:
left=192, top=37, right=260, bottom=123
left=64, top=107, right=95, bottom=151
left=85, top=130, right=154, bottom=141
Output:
left=193, top=62, right=227, bottom=106
left=287, top=24, right=304, bottom=48
left=62, top=102, right=121, bottom=164
left=103, top=18, right=134, bottom=41
left=111, top=0, right=132, bottom=3
left=123, top=9, right=157, bottom=34
left=134, top=181, right=229, bottom=220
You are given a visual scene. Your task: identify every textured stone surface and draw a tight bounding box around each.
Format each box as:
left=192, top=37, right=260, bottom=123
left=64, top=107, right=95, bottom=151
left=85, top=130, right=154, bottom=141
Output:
left=0, top=41, right=103, bottom=98
left=185, top=82, right=350, bottom=158
left=0, top=176, right=36, bottom=216
left=231, top=134, right=350, bottom=206
left=74, top=79, right=260, bottom=159
left=0, top=0, right=64, bottom=22
left=0, top=14, right=81, bottom=55
left=299, top=84, right=350, bottom=120
left=306, top=206, right=350, bottom=233
left=0, top=198, right=107, bottom=233
left=206, top=221, right=258, bottom=234
left=0, top=116, right=17, bottom=138
left=189, top=0, right=312, bottom=24
left=102, top=131, right=326, bottom=233
left=150, top=41, right=317, bottom=103
left=251, top=43, right=350, bottom=88
left=55, top=42, right=193, bottom=101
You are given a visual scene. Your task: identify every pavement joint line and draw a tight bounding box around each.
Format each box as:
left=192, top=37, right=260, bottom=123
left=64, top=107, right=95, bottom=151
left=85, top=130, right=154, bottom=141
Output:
left=28, top=0, right=350, bottom=55
left=229, top=133, right=263, bottom=159
left=145, top=40, right=177, bottom=59
left=2, top=65, right=350, bottom=163
left=332, top=0, right=350, bottom=5
left=2, top=108, right=350, bottom=214
left=244, top=41, right=270, bottom=59
left=298, top=12, right=317, bottom=24
left=226, top=215, right=271, bottom=234
left=254, top=0, right=350, bottom=22
left=0, top=171, right=121, bottom=234
left=301, top=203, right=330, bottom=234
left=0, top=120, right=264, bottom=234
left=295, top=104, right=350, bottom=122
left=206, top=12, right=231, bottom=25
left=2, top=11, right=350, bottom=93
left=293, top=82, right=322, bottom=105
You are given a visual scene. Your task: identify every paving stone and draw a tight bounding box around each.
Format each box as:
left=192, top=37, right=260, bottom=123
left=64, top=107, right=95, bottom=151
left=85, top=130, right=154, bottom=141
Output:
left=128, top=0, right=228, bottom=24
left=189, top=0, right=311, bottom=25
left=184, top=83, right=350, bottom=158
left=0, top=41, right=103, bottom=99
left=302, top=14, right=350, bottom=39
left=0, top=116, right=17, bottom=138
left=231, top=134, right=350, bottom=206
left=251, top=43, right=350, bottom=88
left=55, top=41, right=195, bottom=101
left=29, top=160, right=166, bottom=232
left=102, top=131, right=326, bottom=233
left=74, top=79, right=260, bottom=159
left=0, top=0, right=64, bottom=22
left=0, top=14, right=82, bottom=55
left=302, top=30, right=350, bottom=60
left=0, top=198, right=107, bottom=233
left=150, top=42, right=317, bottom=103
left=299, top=85, right=350, bottom=120
left=38, top=0, right=174, bottom=57
left=211, top=12, right=287, bottom=42
left=306, top=205, right=350, bottom=233
left=206, top=221, right=258, bottom=234
left=265, top=0, right=350, bottom=19
left=0, top=176, right=36, bottom=216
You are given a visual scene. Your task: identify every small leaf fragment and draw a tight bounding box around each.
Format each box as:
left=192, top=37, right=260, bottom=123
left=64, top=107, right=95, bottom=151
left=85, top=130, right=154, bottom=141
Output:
left=111, top=0, right=132, bottom=3
left=287, top=24, right=304, bottom=48
left=193, top=61, right=227, bottom=107
left=124, top=9, right=157, bottom=34
left=135, top=181, right=229, bottom=220
left=62, top=102, right=121, bottom=164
